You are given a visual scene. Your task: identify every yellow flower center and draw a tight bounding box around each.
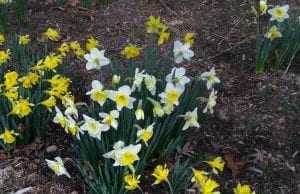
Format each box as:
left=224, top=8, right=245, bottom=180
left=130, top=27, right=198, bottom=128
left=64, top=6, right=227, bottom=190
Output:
left=91, top=90, right=107, bottom=102
left=166, top=90, right=180, bottom=104
left=120, top=152, right=137, bottom=166
left=115, top=93, right=129, bottom=106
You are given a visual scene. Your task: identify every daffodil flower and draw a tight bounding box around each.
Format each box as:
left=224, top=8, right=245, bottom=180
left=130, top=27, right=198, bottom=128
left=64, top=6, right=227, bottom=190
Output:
left=200, top=178, right=220, bottom=194
left=159, top=82, right=184, bottom=106
left=173, top=40, right=194, bottom=64
left=99, top=110, right=119, bottom=130
left=264, top=26, right=282, bottom=40
left=135, top=100, right=145, bottom=120
left=131, top=68, right=145, bottom=92
left=268, top=5, right=289, bottom=22
left=86, top=80, right=108, bottom=106
left=53, top=106, right=68, bottom=128
left=86, top=36, right=99, bottom=51
left=144, top=74, right=156, bottom=95
left=103, top=140, right=125, bottom=160
left=112, top=144, right=141, bottom=166
left=44, top=28, right=60, bottom=41
left=147, top=97, right=164, bottom=117
left=121, top=45, right=142, bottom=59
left=19, top=34, right=30, bottom=45
left=259, top=0, right=268, bottom=15
left=200, top=67, right=220, bottom=90
left=109, top=85, right=136, bottom=111
left=165, top=67, right=190, bottom=88
left=135, top=123, right=155, bottom=146
left=45, top=157, right=71, bottom=178
left=124, top=174, right=141, bottom=191
left=180, top=107, right=200, bottom=131
left=234, top=183, right=256, bottom=194
left=205, top=156, right=225, bottom=175
left=80, top=114, right=109, bottom=140
left=203, top=89, right=218, bottom=114
left=152, top=164, right=169, bottom=185
left=84, top=48, right=110, bottom=70
left=0, top=129, right=19, bottom=144
left=183, top=32, right=195, bottom=46
left=191, top=168, right=209, bottom=185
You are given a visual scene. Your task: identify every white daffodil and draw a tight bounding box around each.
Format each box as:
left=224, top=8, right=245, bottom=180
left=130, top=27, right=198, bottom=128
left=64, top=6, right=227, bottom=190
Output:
left=63, top=97, right=78, bottom=119
left=53, top=106, right=68, bottom=128
left=80, top=114, right=109, bottom=140
left=268, top=5, right=289, bottom=22
left=200, top=67, right=220, bottom=90
left=264, top=26, right=282, bottom=40
left=135, top=100, right=144, bottom=120
left=163, top=102, right=175, bottom=115
left=180, top=108, right=200, bottom=131
left=147, top=97, right=165, bottom=117
left=203, top=89, right=218, bottom=114
left=86, top=80, right=108, bottom=106
left=259, top=0, right=268, bottom=15
left=99, top=110, right=119, bottom=130
left=84, top=48, right=110, bottom=70
left=109, top=85, right=136, bottom=111
left=166, top=67, right=190, bottom=88
left=173, top=40, right=194, bottom=64
left=144, top=74, right=156, bottom=95
left=45, top=157, right=71, bottom=178
left=135, top=123, right=155, bottom=146
left=159, top=82, right=184, bottom=106
left=132, top=68, right=145, bottom=92
left=65, top=116, right=81, bottom=139
left=113, top=144, right=141, bottom=166
left=103, top=140, right=125, bottom=159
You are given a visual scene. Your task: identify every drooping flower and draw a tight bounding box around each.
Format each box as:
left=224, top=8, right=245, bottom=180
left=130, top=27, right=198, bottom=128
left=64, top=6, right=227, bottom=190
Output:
left=131, top=68, right=145, bottom=92
left=268, top=5, right=289, bottom=22
left=0, top=129, right=19, bottom=144
left=205, top=156, right=225, bottom=175
left=173, top=40, right=194, bottom=64
left=109, top=85, right=136, bottom=111
left=135, top=100, right=144, bottom=120
left=63, top=97, right=78, bottom=119
left=146, top=15, right=165, bottom=34
left=152, top=164, right=169, bottom=185
left=103, top=140, right=125, bottom=159
left=147, top=97, right=164, bottom=117
left=200, top=67, right=220, bottom=90
left=166, top=67, right=190, bottom=88
left=53, top=106, right=68, bottom=128
left=259, top=0, right=268, bottom=15
left=121, top=45, right=141, bottom=59
left=183, top=32, right=195, bottom=46
left=64, top=116, right=81, bottom=139
left=191, top=168, right=209, bottom=185
left=99, top=110, right=119, bottom=130
left=180, top=107, right=200, bottom=131
left=44, top=28, right=60, bottom=41
left=203, top=89, right=218, bottom=114
left=86, top=36, right=99, bottom=51
left=84, top=48, right=110, bottom=70
left=86, top=80, right=108, bottom=106
left=124, top=174, right=141, bottom=191
left=80, top=114, right=109, bottom=140
left=113, top=144, right=141, bottom=166
left=264, top=26, right=282, bottom=40
left=200, top=178, right=220, bottom=194
left=144, top=74, right=156, bottom=95
left=45, top=157, right=71, bottom=178
left=234, top=183, right=256, bottom=194
left=40, top=96, right=56, bottom=112
left=19, top=34, right=30, bottom=45
left=135, top=123, right=155, bottom=146
left=159, top=82, right=184, bottom=106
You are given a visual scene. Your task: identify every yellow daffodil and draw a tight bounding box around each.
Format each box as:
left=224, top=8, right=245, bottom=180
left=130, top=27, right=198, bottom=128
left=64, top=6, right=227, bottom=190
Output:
left=205, top=156, right=225, bottom=175
left=0, top=129, right=19, bottom=144
left=183, top=32, right=195, bottom=46
left=4, top=87, right=19, bottom=101
left=43, top=54, right=63, bottom=71
left=18, top=72, right=39, bottom=89
left=158, top=27, right=170, bottom=45
left=4, top=71, right=18, bottom=89
left=264, top=26, right=282, bottom=40
left=57, top=42, right=70, bottom=56
left=234, top=183, right=256, bottom=194
left=191, top=168, right=209, bottom=185
left=45, top=157, right=71, bottom=178
left=44, top=28, right=60, bottom=41
left=124, top=174, right=141, bottom=191
left=0, top=33, right=5, bottom=45
left=10, top=98, right=34, bottom=118
left=0, top=50, right=10, bottom=65
left=19, top=34, right=30, bottom=45
left=200, top=178, right=220, bottom=194
left=70, top=41, right=81, bottom=51
left=121, top=45, right=142, bottom=59
left=268, top=5, right=289, bottom=22
left=152, top=164, right=169, bottom=185
left=74, top=48, right=85, bottom=58
left=146, top=15, right=165, bottom=34
left=41, top=96, right=56, bottom=111
left=86, top=36, right=99, bottom=51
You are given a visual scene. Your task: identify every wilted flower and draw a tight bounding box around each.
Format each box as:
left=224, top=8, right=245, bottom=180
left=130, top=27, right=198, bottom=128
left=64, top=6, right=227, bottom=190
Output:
left=268, top=5, right=289, bottom=22
left=166, top=67, right=190, bottom=88
left=173, top=40, right=194, bottom=64
left=234, top=183, right=256, bottom=194
left=264, top=26, right=282, bottom=40
left=203, top=89, right=217, bottom=114
left=86, top=80, right=108, bottom=106
left=84, top=48, right=110, bottom=70
left=152, top=164, right=169, bottom=185
left=205, top=156, right=225, bottom=175
left=45, top=157, right=71, bottom=178
left=200, top=67, right=220, bottom=90
left=180, top=107, right=200, bottom=131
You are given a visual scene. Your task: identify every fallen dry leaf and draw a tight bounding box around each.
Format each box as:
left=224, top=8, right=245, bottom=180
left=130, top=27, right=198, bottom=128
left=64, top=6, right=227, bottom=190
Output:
left=0, top=152, right=8, bottom=160
left=176, top=141, right=195, bottom=160
left=68, top=0, right=80, bottom=7
left=223, top=150, right=247, bottom=177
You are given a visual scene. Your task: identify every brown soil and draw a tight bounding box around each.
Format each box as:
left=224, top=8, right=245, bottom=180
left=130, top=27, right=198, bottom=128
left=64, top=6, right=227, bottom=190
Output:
left=1, top=0, right=299, bottom=193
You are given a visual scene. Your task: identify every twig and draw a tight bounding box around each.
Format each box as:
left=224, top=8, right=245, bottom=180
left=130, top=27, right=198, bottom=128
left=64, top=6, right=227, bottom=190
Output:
left=158, top=0, right=177, bottom=16
left=208, top=38, right=251, bottom=59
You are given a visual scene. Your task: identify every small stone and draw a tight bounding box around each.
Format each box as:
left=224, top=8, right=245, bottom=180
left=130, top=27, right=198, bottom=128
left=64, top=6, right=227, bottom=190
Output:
left=276, top=106, right=284, bottom=112
left=46, top=145, right=58, bottom=153
left=71, top=191, right=79, bottom=194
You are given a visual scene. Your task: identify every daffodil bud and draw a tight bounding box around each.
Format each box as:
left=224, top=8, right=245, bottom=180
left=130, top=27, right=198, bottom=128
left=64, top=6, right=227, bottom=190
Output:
left=112, top=74, right=121, bottom=85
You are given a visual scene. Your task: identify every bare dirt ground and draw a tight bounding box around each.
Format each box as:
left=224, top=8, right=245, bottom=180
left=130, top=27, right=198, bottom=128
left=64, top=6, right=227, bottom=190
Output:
left=0, top=0, right=299, bottom=193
